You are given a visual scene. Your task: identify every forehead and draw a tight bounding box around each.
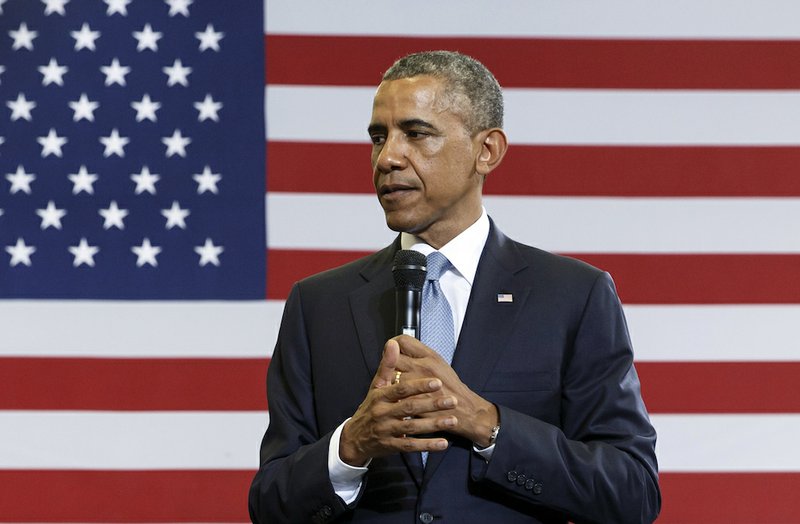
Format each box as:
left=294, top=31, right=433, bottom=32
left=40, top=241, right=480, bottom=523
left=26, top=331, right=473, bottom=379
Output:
left=371, top=75, right=460, bottom=123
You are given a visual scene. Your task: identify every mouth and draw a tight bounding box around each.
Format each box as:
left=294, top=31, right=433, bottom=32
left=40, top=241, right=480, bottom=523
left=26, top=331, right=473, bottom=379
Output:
left=378, top=183, right=417, bottom=198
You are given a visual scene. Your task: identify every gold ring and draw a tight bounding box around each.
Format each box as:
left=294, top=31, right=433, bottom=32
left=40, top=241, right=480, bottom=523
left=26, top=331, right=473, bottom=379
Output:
left=392, top=371, right=402, bottom=385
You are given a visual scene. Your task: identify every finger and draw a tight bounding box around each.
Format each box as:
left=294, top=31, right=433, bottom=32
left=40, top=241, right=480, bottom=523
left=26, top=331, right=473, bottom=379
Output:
left=391, top=436, right=450, bottom=454
left=390, top=394, right=457, bottom=419
left=382, top=377, right=442, bottom=402
left=392, top=414, right=458, bottom=439
left=393, top=334, right=437, bottom=359
left=373, top=339, right=400, bottom=388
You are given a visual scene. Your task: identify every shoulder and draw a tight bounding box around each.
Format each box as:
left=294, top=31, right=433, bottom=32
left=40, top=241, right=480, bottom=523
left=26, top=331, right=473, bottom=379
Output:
left=293, top=242, right=395, bottom=296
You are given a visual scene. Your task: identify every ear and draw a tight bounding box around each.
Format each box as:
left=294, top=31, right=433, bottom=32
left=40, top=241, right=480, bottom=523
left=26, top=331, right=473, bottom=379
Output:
left=475, top=128, right=508, bottom=177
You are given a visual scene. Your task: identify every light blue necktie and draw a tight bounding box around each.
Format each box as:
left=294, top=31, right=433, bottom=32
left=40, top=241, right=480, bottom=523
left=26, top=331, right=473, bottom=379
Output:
left=419, top=252, right=455, bottom=465
left=420, top=251, right=456, bottom=364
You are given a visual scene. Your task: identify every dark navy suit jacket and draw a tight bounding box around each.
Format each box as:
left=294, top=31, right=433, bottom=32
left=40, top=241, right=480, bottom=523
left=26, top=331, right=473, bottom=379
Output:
left=249, top=221, right=660, bottom=523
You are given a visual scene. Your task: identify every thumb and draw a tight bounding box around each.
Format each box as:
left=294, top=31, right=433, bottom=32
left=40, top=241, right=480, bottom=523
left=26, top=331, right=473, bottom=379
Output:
left=373, top=339, right=400, bottom=388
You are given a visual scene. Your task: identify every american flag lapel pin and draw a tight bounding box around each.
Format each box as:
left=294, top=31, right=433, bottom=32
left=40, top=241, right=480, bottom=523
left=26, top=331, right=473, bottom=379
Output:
left=497, top=293, right=513, bottom=303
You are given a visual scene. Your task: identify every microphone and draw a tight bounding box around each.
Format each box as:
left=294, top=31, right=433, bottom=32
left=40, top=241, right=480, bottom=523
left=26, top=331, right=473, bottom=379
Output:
left=392, top=250, right=427, bottom=338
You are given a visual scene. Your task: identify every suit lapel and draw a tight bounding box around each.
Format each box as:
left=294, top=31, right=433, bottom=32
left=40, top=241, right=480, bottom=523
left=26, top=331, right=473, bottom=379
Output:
left=349, top=241, right=398, bottom=377
left=423, top=222, right=531, bottom=479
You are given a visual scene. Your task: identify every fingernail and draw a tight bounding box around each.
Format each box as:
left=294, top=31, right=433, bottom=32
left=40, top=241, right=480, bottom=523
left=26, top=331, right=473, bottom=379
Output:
left=437, top=440, right=448, bottom=450
left=444, top=417, right=456, bottom=427
left=428, top=379, right=441, bottom=389
left=442, top=397, right=455, bottom=408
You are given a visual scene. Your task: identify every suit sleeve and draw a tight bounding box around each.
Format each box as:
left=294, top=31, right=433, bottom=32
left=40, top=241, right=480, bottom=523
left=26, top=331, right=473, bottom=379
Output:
left=470, top=272, right=661, bottom=524
left=248, top=284, right=354, bottom=524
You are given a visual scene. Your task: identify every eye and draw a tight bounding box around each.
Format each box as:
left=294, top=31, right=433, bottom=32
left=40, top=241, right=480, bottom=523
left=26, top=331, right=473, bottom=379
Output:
left=406, top=130, right=427, bottom=139
left=370, top=134, right=385, bottom=146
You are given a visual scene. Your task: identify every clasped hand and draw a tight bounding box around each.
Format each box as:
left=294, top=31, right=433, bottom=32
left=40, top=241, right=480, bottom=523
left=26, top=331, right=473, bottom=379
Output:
left=339, top=335, right=498, bottom=467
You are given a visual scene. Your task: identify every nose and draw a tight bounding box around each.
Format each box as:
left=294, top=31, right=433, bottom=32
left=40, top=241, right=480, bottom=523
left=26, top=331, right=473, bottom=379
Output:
left=373, top=133, right=407, bottom=173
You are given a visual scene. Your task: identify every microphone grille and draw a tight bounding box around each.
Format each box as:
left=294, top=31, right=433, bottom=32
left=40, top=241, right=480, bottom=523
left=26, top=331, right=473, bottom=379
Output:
left=392, top=250, right=427, bottom=290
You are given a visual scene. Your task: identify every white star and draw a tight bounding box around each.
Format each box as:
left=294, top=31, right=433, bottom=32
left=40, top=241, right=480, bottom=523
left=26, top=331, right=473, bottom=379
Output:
left=7, top=93, right=37, bottom=121
left=37, top=128, right=67, bottom=157
left=131, top=238, right=161, bottom=267
left=69, top=93, right=99, bottom=122
left=132, top=23, right=162, bottom=52
left=131, top=166, right=160, bottom=195
left=6, top=165, right=36, bottom=194
left=69, top=238, right=100, bottom=267
left=0, top=0, right=8, bottom=15
left=99, top=200, right=129, bottom=230
left=131, top=93, right=161, bottom=122
left=36, top=200, right=67, bottom=230
left=0, top=65, right=5, bottom=84
left=195, top=23, right=223, bottom=52
left=38, top=58, right=68, bottom=86
left=194, top=94, right=222, bottom=122
left=68, top=165, right=98, bottom=195
left=6, top=238, right=36, bottom=267
left=194, top=238, right=224, bottom=267
left=42, top=0, right=69, bottom=16
left=100, top=58, right=130, bottom=86
left=71, top=23, right=100, bottom=51
left=193, top=165, right=221, bottom=194
left=10, top=23, right=38, bottom=51
left=160, top=201, right=190, bottom=229
left=104, top=0, right=131, bottom=16
left=165, top=0, right=193, bottom=17
left=99, top=128, right=129, bottom=157
left=161, top=129, right=191, bottom=157
left=162, top=59, right=191, bottom=87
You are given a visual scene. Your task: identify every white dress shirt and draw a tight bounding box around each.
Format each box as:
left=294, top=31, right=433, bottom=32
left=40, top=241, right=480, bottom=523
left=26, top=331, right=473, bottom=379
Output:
left=329, top=209, right=492, bottom=504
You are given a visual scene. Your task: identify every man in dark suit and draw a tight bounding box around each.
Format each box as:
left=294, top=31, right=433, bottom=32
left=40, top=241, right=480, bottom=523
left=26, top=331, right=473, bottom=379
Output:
left=249, top=51, right=660, bottom=523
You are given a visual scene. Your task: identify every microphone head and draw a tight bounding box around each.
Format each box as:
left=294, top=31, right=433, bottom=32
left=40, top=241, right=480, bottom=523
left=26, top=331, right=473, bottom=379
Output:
left=392, top=250, right=427, bottom=290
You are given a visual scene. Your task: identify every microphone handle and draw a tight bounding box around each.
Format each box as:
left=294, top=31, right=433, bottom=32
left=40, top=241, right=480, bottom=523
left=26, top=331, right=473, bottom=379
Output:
left=396, top=287, right=421, bottom=339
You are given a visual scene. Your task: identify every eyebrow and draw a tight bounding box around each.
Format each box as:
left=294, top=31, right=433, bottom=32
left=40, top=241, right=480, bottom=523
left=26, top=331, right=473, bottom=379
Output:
left=367, top=119, right=439, bottom=136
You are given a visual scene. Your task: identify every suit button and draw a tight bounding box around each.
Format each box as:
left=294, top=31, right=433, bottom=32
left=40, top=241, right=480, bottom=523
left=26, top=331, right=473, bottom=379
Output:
left=419, top=512, right=434, bottom=523
left=507, top=470, right=518, bottom=482
left=533, top=482, right=543, bottom=495
left=525, top=479, right=535, bottom=490
left=321, top=505, right=332, bottom=517
left=515, top=473, right=527, bottom=486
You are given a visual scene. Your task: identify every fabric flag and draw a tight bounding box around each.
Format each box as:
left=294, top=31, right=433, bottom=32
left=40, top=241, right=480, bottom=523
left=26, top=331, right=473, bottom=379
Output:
left=3, top=0, right=800, bottom=522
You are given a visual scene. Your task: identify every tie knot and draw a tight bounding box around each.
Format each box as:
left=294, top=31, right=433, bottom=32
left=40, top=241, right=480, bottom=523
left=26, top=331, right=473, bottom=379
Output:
left=426, top=251, right=450, bottom=281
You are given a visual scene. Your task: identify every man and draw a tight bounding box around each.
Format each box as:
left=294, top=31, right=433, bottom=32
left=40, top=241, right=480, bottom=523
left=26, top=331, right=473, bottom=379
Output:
left=249, top=51, right=660, bottom=523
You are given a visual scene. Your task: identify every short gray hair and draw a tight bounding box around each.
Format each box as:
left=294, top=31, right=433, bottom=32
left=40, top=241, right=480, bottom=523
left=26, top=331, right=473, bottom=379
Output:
left=382, top=50, right=503, bottom=133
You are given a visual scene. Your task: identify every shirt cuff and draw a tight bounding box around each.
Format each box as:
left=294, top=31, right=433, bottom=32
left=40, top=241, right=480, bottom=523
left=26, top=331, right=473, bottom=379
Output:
left=328, top=418, right=370, bottom=506
left=473, top=442, right=495, bottom=462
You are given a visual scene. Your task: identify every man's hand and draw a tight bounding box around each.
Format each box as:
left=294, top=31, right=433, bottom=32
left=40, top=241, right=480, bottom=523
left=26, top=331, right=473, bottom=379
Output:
left=394, top=335, right=499, bottom=447
left=339, top=339, right=459, bottom=466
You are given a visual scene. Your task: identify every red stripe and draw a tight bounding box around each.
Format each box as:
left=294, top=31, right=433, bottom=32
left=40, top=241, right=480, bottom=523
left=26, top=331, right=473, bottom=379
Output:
left=638, top=362, right=800, bottom=413
left=0, top=358, right=268, bottom=411
left=266, top=34, right=800, bottom=89
left=0, top=470, right=797, bottom=521
left=267, top=250, right=800, bottom=304
left=2, top=358, right=797, bottom=413
left=658, top=473, right=800, bottom=523
left=267, top=142, right=800, bottom=197
left=0, top=470, right=253, bottom=522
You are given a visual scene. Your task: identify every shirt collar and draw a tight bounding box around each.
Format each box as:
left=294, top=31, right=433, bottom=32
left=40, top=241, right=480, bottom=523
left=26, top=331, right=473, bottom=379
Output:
left=400, top=208, right=489, bottom=286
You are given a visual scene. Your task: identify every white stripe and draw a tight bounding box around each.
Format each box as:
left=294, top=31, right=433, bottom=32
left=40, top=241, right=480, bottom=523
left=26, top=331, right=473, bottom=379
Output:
left=0, top=411, right=268, bottom=470
left=267, top=86, right=800, bottom=145
left=626, top=306, right=800, bottom=362
left=266, top=193, right=800, bottom=254
left=266, top=0, right=800, bottom=39
left=2, top=411, right=797, bottom=472
left=3, top=301, right=798, bottom=363
left=0, top=301, right=282, bottom=358
left=652, top=414, right=800, bottom=472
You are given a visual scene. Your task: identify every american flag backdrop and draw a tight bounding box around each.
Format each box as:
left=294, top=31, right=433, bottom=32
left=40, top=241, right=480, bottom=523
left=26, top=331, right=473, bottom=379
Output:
left=2, top=0, right=800, bottom=522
